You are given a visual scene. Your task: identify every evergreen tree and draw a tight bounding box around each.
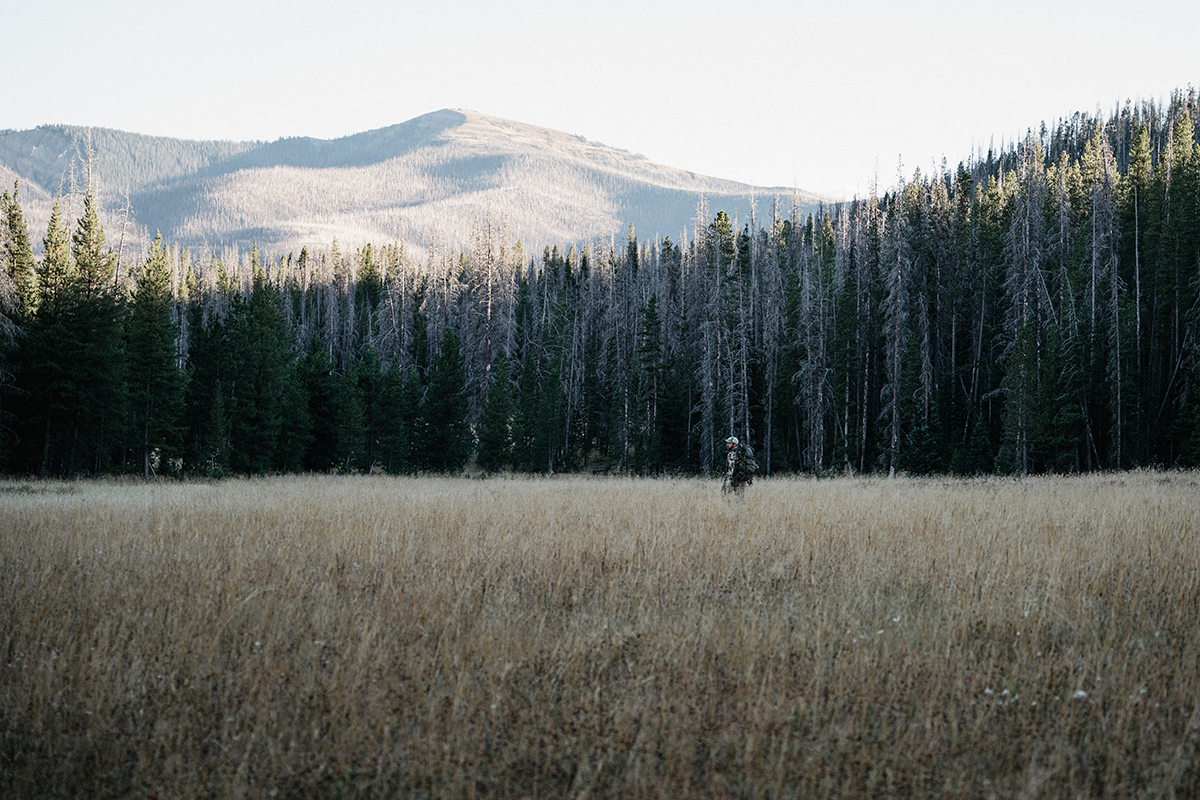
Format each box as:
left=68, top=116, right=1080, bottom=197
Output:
left=298, top=331, right=341, bottom=472
left=634, top=294, right=664, bottom=473
left=126, top=233, right=183, bottom=478
left=880, top=186, right=914, bottom=475
left=72, top=189, right=116, bottom=297
left=999, top=138, right=1052, bottom=474
left=477, top=358, right=514, bottom=472
left=3, top=181, right=36, bottom=320
left=378, top=361, right=422, bottom=474
left=72, top=189, right=127, bottom=475
left=0, top=184, right=29, bottom=465
left=276, top=359, right=313, bottom=473
left=226, top=251, right=293, bottom=474
left=180, top=300, right=232, bottom=476
left=1118, top=122, right=1153, bottom=464
left=418, top=326, right=473, bottom=472
left=355, top=345, right=385, bottom=471
left=18, top=199, right=126, bottom=476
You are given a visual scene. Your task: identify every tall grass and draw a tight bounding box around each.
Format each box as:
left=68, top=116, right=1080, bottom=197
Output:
left=2, top=472, right=1199, bottom=797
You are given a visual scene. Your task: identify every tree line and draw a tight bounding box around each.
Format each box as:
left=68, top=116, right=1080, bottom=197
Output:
left=2, top=91, right=1200, bottom=478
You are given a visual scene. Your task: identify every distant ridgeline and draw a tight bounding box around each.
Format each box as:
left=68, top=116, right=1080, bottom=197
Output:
left=0, top=109, right=822, bottom=257
left=2, top=91, right=1200, bottom=477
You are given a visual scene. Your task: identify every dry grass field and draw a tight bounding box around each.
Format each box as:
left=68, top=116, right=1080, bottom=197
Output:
left=2, top=472, right=1199, bottom=798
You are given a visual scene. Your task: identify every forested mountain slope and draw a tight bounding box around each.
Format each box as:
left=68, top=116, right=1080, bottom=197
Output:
left=0, top=110, right=824, bottom=255
left=4, top=90, right=1200, bottom=480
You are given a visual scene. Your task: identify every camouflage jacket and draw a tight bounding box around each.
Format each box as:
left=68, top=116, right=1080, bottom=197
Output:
left=725, top=444, right=756, bottom=487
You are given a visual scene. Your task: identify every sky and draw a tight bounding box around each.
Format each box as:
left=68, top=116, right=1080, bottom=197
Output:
left=5, top=0, right=1198, bottom=199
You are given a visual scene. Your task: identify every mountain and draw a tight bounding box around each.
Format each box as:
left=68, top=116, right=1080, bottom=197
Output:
left=0, top=110, right=829, bottom=257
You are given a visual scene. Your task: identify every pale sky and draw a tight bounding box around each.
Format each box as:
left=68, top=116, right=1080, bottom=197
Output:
left=5, top=0, right=1197, bottom=199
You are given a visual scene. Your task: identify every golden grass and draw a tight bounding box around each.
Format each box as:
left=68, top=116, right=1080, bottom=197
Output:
left=2, top=472, right=1199, bottom=798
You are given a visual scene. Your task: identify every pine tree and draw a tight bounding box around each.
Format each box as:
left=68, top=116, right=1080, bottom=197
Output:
left=881, top=185, right=914, bottom=475
left=3, top=181, right=36, bottom=320
left=126, top=233, right=183, bottom=478
left=180, top=299, right=232, bottom=476
left=0, top=183, right=31, bottom=465
left=477, top=358, right=514, bottom=473
left=1119, top=123, right=1152, bottom=463
left=298, top=331, right=341, bottom=472
left=1162, top=110, right=1200, bottom=462
left=226, top=254, right=292, bottom=474
left=72, top=188, right=116, bottom=297
left=354, top=345, right=385, bottom=472
left=18, top=198, right=126, bottom=476
left=377, top=360, right=421, bottom=474
left=1000, top=137, right=1051, bottom=474
left=73, top=190, right=127, bottom=475
left=418, top=326, right=473, bottom=472
left=276, top=361, right=312, bottom=473
left=634, top=294, right=664, bottom=473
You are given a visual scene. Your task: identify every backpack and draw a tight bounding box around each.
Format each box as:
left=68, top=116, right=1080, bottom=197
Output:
left=743, top=445, right=758, bottom=482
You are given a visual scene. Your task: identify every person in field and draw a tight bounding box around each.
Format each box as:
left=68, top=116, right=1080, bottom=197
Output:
left=723, top=435, right=757, bottom=495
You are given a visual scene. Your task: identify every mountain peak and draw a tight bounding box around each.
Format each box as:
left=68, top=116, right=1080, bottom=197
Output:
left=0, top=111, right=828, bottom=255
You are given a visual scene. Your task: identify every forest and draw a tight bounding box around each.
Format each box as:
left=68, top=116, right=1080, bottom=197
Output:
left=1, top=90, right=1200, bottom=479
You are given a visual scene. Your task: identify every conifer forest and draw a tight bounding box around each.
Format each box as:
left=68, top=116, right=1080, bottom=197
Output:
left=3, top=93, right=1200, bottom=480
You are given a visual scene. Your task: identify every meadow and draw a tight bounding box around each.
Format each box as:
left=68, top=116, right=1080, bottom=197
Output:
left=2, top=472, right=1199, bottom=798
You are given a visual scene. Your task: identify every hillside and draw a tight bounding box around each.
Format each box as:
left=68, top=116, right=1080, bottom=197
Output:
left=0, top=110, right=828, bottom=255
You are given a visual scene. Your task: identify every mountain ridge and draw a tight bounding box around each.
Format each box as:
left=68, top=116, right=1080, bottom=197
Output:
left=0, top=110, right=829, bottom=256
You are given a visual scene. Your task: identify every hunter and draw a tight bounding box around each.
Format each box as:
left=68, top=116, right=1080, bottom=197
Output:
left=723, top=435, right=757, bottom=494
